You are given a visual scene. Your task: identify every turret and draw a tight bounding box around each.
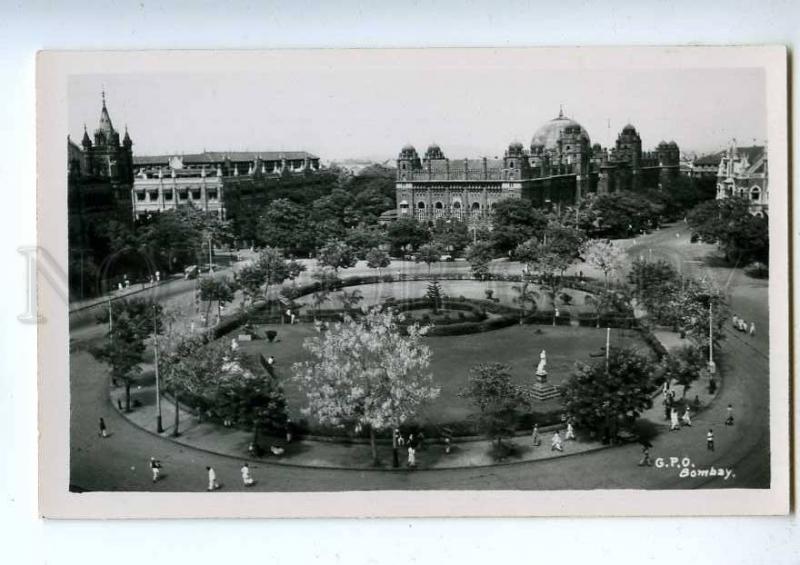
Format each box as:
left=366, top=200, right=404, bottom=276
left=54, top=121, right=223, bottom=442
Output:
left=397, top=144, right=422, bottom=180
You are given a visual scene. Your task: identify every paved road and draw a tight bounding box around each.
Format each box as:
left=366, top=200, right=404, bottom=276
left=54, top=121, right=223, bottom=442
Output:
left=69, top=225, right=772, bottom=491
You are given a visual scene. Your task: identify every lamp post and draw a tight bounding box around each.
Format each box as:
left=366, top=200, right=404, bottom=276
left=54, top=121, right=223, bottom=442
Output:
left=707, top=301, right=716, bottom=374
left=153, top=304, right=164, bottom=433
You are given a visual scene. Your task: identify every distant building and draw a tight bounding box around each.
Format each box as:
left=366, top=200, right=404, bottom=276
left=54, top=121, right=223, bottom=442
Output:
left=131, top=151, right=321, bottom=220
left=715, top=141, right=768, bottom=216
left=395, top=109, right=680, bottom=226
left=692, top=152, right=724, bottom=178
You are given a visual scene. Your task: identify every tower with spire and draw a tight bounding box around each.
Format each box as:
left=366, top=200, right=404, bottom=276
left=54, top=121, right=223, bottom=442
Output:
left=80, top=91, right=134, bottom=183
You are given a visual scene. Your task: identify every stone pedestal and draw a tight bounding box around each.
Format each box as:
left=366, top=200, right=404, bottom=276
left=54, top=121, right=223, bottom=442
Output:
left=531, top=370, right=561, bottom=401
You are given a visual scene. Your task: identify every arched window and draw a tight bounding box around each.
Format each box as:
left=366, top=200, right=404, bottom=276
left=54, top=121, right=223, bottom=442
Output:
left=750, top=186, right=761, bottom=201
left=471, top=202, right=481, bottom=210
left=435, top=201, right=444, bottom=209
left=434, top=201, right=444, bottom=218
left=452, top=201, right=461, bottom=209
left=417, top=201, right=425, bottom=209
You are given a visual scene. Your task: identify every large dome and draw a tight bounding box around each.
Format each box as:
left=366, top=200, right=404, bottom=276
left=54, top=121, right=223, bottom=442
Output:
left=530, top=111, right=590, bottom=150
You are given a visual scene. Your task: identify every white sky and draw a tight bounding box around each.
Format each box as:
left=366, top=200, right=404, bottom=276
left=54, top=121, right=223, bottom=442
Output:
left=69, top=67, right=766, bottom=162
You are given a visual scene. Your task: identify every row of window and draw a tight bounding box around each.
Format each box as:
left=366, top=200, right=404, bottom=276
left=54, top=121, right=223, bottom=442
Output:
left=399, top=200, right=492, bottom=210
left=135, top=189, right=219, bottom=202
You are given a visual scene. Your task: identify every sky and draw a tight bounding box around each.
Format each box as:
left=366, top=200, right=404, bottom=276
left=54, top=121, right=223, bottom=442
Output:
left=69, top=66, right=766, bottom=162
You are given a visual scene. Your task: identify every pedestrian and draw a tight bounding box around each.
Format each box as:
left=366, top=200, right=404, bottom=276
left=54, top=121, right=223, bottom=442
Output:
left=662, top=380, right=670, bottom=397
left=98, top=417, right=108, bottom=438
left=732, top=314, right=739, bottom=329
left=408, top=433, right=415, bottom=448
left=206, top=466, right=219, bottom=491
left=670, top=408, right=680, bottom=431
left=407, top=446, right=416, bottom=467
left=155, top=270, right=161, bottom=282
left=150, top=457, right=162, bottom=482
left=749, top=322, right=756, bottom=336
left=725, top=404, right=734, bottom=426
left=396, top=429, right=405, bottom=447
left=638, top=447, right=653, bottom=467
left=241, top=463, right=254, bottom=487
left=565, top=422, right=576, bottom=440
left=682, top=406, right=692, bottom=427
left=417, top=431, right=426, bottom=451
left=708, top=377, right=717, bottom=394
left=285, top=418, right=293, bottom=443
left=693, top=394, right=701, bottom=409
left=117, top=398, right=123, bottom=411
left=707, top=429, right=715, bottom=451
left=531, top=424, right=541, bottom=447
left=551, top=431, right=563, bottom=452
left=444, top=437, right=451, bottom=454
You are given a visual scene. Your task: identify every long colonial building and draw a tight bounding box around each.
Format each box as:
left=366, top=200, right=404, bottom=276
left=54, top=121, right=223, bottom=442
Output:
left=130, top=151, right=321, bottom=220
left=715, top=141, right=768, bottom=216
left=396, top=109, right=680, bottom=225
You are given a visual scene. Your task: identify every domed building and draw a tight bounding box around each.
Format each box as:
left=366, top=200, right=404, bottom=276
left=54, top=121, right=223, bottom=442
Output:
left=395, top=109, right=680, bottom=225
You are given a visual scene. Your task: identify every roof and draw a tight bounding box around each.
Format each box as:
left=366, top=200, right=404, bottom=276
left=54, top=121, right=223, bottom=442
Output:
left=530, top=113, right=590, bottom=149
left=133, top=150, right=319, bottom=166
left=428, top=158, right=505, bottom=172
left=694, top=152, right=723, bottom=166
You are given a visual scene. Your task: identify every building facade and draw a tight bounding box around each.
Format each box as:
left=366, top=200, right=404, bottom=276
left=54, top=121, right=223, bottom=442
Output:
left=715, top=141, right=768, bottom=216
left=131, top=151, right=321, bottom=220
left=396, top=110, right=680, bottom=225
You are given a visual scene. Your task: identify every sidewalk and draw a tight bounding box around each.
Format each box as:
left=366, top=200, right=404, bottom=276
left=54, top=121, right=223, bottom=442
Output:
left=115, top=380, right=607, bottom=470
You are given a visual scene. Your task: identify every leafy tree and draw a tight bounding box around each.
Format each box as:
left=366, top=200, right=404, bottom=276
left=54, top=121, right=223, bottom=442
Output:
left=257, top=198, right=316, bottom=256
left=561, top=347, right=655, bottom=442
left=309, top=268, right=340, bottom=318
left=465, top=241, right=494, bottom=280
left=658, top=344, right=706, bottom=398
left=344, top=225, right=387, bottom=259
left=516, top=237, right=574, bottom=324
left=293, top=308, right=439, bottom=465
left=459, top=363, right=528, bottom=446
left=581, top=239, right=627, bottom=287
left=417, top=243, right=444, bottom=279
left=687, top=196, right=769, bottom=265
left=431, top=218, right=471, bottom=255
left=511, top=280, right=540, bottom=324
left=591, top=191, right=663, bottom=237
left=583, top=288, right=632, bottom=328
left=199, top=276, right=236, bottom=326
left=234, top=263, right=267, bottom=308
left=490, top=199, right=549, bottom=255
left=387, top=217, right=430, bottom=253
left=255, top=246, right=292, bottom=302
left=627, top=258, right=680, bottom=320
left=317, top=239, right=358, bottom=274
left=365, top=247, right=391, bottom=278
left=673, top=277, right=729, bottom=354
left=311, top=188, right=359, bottom=234
left=339, top=288, right=364, bottom=315
left=91, top=298, right=163, bottom=412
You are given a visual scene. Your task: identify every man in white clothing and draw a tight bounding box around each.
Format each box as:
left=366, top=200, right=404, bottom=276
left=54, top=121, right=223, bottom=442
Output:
left=241, top=463, right=254, bottom=486
left=206, top=466, right=219, bottom=491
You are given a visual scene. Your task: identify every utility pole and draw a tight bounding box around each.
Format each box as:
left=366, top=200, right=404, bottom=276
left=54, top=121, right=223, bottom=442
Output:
left=153, top=304, right=164, bottom=433
left=208, top=235, right=214, bottom=273
left=605, top=326, right=611, bottom=376
left=707, top=302, right=716, bottom=374
left=107, top=296, right=113, bottom=333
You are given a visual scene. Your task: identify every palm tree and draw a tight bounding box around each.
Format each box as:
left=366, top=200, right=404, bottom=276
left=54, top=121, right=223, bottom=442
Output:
left=512, top=280, right=540, bottom=324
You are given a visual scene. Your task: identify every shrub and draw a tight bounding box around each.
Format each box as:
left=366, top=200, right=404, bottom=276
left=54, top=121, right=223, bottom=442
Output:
left=266, top=330, right=277, bottom=342
left=560, top=292, right=573, bottom=305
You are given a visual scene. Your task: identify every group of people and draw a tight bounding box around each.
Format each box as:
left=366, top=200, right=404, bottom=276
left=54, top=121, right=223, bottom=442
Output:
left=148, top=459, right=257, bottom=490
left=394, top=429, right=425, bottom=467
left=530, top=421, right=576, bottom=453
left=732, top=314, right=756, bottom=336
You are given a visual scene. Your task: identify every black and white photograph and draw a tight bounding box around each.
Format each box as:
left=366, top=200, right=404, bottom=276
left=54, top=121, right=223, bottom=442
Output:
left=37, top=47, right=789, bottom=517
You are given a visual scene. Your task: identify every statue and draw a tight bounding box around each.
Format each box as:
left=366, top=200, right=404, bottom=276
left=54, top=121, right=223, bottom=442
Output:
left=536, top=350, right=548, bottom=382
left=230, top=338, right=239, bottom=351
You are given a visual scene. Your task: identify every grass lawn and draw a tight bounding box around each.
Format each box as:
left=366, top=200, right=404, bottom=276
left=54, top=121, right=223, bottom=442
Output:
left=237, top=321, right=653, bottom=429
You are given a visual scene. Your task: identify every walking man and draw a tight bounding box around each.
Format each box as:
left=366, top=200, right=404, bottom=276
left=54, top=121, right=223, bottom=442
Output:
left=407, top=446, right=416, bottom=468
left=682, top=406, right=692, bottom=427
left=241, top=463, right=254, bottom=487
left=551, top=431, right=563, bottom=452
left=707, top=429, right=715, bottom=451
left=670, top=408, right=680, bottom=431
left=638, top=447, right=653, bottom=467
left=725, top=404, right=735, bottom=426
left=98, top=417, right=108, bottom=438
left=565, top=421, right=576, bottom=440
left=749, top=322, right=756, bottom=336
left=206, top=466, right=219, bottom=491
left=531, top=424, right=541, bottom=447
left=150, top=457, right=162, bottom=483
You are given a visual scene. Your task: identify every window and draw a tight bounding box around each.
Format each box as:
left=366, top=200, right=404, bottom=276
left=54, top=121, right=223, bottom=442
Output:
left=148, top=191, right=159, bottom=201
left=136, top=191, right=145, bottom=201
left=192, top=189, right=201, bottom=200
left=164, top=191, right=173, bottom=201
left=750, top=187, right=761, bottom=201
left=207, top=189, right=218, bottom=200
left=417, top=201, right=425, bottom=209
left=179, top=190, right=188, bottom=201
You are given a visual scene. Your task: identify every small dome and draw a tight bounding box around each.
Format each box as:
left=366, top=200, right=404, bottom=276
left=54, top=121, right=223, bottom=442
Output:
left=531, top=111, right=590, bottom=151
left=507, top=141, right=524, bottom=156
left=657, top=141, right=670, bottom=149
left=424, top=143, right=445, bottom=160
left=621, top=124, right=637, bottom=134
left=399, top=144, right=419, bottom=159
left=668, top=141, right=678, bottom=148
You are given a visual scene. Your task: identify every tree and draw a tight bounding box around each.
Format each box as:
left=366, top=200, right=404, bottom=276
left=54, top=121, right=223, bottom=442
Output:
left=257, top=198, right=316, bottom=255
left=309, top=268, right=340, bottom=318
left=345, top=225, right=387, bottom=259
left=511, top=280, right=539, bottom=324
left=387, top=217, right=430, bottom=253
left=627, top=258, right=680, bottom=322
left=561, top=347, right=655, bottom=443
left=490, top=199, right=549, bottom=255
left=426, top=280, right=444, bottom=315
left=581, top=239, right=627, bottom=287
left=459, top=363, right=528, bottom=446
left=516, top=237, right=574, bottom=324
left=199, top=276, right=236, bottom=326
left=311, top=188, right=359, bottom=233
left=293, top=308, right=439, bottom=465
left=255, top=246, right=292, bottom=302
left=234, top=263, right=267, bottom=308
left=365, top=247, right=391, bottom=278
left=317, top=239, right=358, bottom=275
left=339, top=288, right=364, bottom=315
left=417, top=243, right=444, bottom=279
left=583, top=288, right=632, bottom=328
left=431, top=218, right=470, bottom=255
left=687, top=197, right=769, bottom=265
left=91, top=298, right=163, bottom=412
left=465, top=241, right=494, bottom=280
left=658, top=344, right=706, bottom=398
left=591, top=191, right=663, bottom=237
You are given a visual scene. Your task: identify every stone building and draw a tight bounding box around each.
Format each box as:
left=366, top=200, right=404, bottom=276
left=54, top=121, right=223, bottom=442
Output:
left=396, top=109, right=680, bottom=226
left=715, top=141, right=768, bottom=216
left=131, top=151, right=321, bottom=220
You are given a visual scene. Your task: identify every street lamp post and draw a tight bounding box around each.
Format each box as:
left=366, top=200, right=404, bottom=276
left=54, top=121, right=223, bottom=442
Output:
left=153, top=304, right=164, bottom=433
left=707, top=302, right=716, bottom=374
